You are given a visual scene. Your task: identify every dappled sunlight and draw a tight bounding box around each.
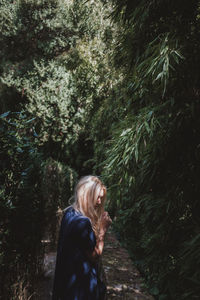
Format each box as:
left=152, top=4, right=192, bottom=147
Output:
left=102, top=231, right=154, bottom=299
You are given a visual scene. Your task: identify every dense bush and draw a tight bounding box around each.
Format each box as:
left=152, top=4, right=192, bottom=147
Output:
left=0, top=111, right=44, bottom=299
left=0, top=0, right=113, bottom=159
left=42, top=158, right=77, bottom=246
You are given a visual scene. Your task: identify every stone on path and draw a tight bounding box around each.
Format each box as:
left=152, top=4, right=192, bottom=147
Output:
left=35, top=250, right=56, bottom=299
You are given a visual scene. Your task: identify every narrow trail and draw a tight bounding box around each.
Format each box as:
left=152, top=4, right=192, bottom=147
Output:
left=36, top=230, right=153, bottom=300
left=102, top=232, right=154, bottom=300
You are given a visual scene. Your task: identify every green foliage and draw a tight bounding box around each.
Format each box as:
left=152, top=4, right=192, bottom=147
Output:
left=0, top=0, right=112, bottom=157
left=0, top=0, right=76, bottom=61
left=42, top=157, right=77, bottom=245
left=0, top=111, right=44, bottom=298
left=88, top=0, right=200, bottom=299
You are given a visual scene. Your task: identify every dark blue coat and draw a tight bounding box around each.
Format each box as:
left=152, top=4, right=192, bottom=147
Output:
left=52, top=206, right=106, bottom=300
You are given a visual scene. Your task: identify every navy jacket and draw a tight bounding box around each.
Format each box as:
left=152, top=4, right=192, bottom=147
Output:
left=52, top=206, right=106, bottom=300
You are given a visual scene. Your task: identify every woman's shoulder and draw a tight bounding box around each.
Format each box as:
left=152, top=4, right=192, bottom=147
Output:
left=63, top=206, right=89, bottom=225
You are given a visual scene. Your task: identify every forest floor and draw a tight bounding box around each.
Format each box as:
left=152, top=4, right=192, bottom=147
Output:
left=35, top=229, right=154, bottom=300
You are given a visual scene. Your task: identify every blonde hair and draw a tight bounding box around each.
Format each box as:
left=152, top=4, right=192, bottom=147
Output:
left=73, top=175, right=106, bottom=238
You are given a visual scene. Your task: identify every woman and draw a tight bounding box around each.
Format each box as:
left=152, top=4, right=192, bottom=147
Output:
left=52, top=175, right=112, bottom=300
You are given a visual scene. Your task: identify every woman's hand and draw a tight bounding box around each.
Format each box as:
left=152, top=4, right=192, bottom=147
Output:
left=87, top=211, right=112, bottom=260
left=100, top=211, right=112, bottom=234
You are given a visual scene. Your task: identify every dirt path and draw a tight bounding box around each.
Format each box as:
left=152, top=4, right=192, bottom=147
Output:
left=103, top=232, right=154, bottom=300
left=36, top=231, right=153, bottom=300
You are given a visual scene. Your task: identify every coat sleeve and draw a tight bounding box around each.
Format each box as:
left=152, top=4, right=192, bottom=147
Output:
left=72, top=216, right=96, bottom=252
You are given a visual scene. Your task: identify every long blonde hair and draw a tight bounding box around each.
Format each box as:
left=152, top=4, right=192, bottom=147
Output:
left=73, top=175, right=106, bottom=238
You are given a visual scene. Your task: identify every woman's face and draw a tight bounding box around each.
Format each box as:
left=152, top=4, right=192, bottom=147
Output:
left=94, top=186, right=105, bottom=209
